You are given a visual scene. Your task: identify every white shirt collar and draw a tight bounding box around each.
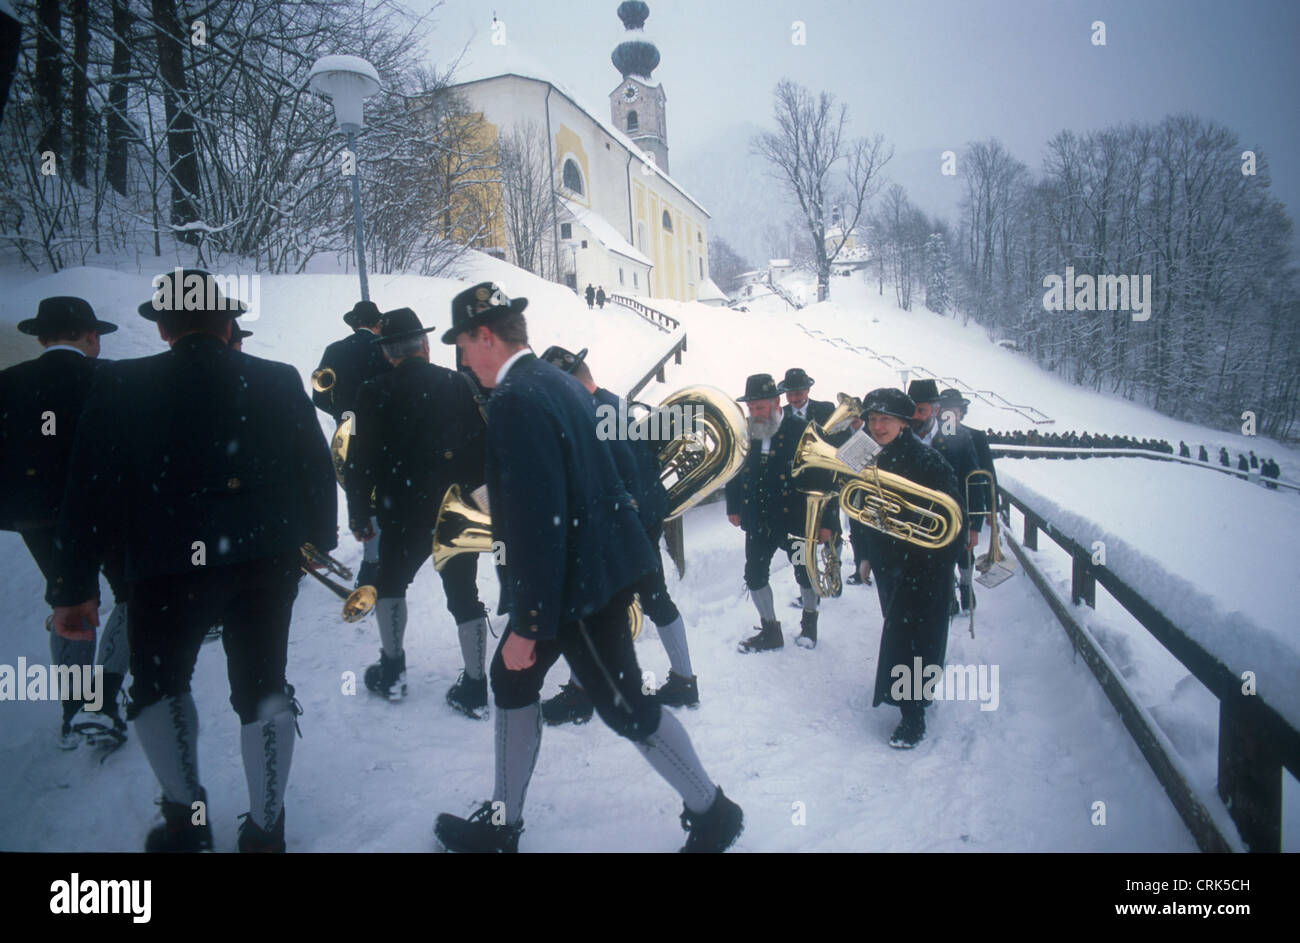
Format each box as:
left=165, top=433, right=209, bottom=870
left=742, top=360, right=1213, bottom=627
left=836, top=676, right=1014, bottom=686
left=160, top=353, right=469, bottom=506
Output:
left=793, top=403, right=807, bottom=419
left=43, top=345, right=87, bottom=357
left=494, top=347, right=531, bottom=387
left=918, top=419, right=937, bottom=446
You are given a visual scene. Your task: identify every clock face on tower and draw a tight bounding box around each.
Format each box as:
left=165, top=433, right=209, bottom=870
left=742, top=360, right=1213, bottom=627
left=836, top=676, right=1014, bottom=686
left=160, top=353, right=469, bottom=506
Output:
left=622, top=84, right=639, bottom=103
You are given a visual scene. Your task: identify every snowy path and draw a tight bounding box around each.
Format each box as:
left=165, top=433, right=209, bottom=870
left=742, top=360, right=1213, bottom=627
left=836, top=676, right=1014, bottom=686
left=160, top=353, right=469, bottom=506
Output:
left=0, top=508, right=1197, bottom=851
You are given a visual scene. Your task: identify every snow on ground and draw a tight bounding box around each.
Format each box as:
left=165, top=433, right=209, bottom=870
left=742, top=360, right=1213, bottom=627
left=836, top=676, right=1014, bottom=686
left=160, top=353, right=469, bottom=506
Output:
left=0, top=257, right=1257, bottom=852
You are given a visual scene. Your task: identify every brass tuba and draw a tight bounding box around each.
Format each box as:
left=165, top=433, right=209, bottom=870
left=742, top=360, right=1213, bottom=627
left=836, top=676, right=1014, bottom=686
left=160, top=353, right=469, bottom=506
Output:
left=653, top=386, right=749, bottom=519
left=796, top=395, right=861, bottom=597
left=793, top=399, right=962, bottom=552
left=431, top=485, right=645, bottom=638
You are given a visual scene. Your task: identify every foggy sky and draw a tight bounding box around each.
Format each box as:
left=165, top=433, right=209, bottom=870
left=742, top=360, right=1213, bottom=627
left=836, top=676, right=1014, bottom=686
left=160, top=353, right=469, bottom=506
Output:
left=409, top=0, right=1300, bottom=239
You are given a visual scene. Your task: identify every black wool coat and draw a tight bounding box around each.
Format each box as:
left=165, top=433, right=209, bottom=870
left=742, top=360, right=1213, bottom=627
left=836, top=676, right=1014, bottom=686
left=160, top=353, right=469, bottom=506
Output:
left=344, top=358, right=485, bottom=530
left=311, top=330, right=392, bottom=423
left=49, top=334, right=336, bottom=604
left=593, top=386, right=668, bottom=535
left=861, top=427, right=962, bottom=707
left=485, top=354, right=657, bottom=642
left=725, top=412, right=836, bottom=537
left=0, top=349, right=100, bottom=531
left=928, top=424, right=981, bottom=533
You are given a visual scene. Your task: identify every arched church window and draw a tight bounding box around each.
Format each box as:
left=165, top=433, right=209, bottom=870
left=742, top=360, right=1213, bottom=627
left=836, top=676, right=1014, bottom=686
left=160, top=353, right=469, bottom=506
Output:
left=662, top=209, right=673, bottom=232
left=627, top=111, right=639, bottom=131
left=562, top=159, right=584, bottom=196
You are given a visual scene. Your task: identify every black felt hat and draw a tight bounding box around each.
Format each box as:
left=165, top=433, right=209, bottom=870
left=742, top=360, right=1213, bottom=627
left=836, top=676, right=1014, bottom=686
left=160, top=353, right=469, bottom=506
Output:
left=18, top=296, right=118, bottom=336
left=736, top=373, right=781, bottom=403
left=138, top=269, right=248, bottom=321
left=343, top=300, right=382, bottom=329
left=441, top=282, right=528, bottom=345
left=862, top=387, right=916, bottom=421
left=907, top=379, right=940, bottom=404
left=777, top=367, right=814, bottom=392
left=376, top=307, right=435, bottom=345
left=231, top=319, right=252, bottom=340
left=539, top=345, right=589, bottom=375
left=939, top=388, right=970, bottom=409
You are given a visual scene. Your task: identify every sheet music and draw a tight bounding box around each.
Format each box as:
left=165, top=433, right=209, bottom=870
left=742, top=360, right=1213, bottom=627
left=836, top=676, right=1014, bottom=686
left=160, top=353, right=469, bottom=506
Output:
left=836, top=430, right=881, bottom=473
left=470, top=485, right=490, bottom=516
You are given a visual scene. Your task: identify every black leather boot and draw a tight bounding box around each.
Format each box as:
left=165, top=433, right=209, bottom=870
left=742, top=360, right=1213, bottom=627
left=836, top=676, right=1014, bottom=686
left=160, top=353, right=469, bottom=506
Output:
left=738, top=619, right=783, bottom=653
left=795, top=610, right=818, bottom=649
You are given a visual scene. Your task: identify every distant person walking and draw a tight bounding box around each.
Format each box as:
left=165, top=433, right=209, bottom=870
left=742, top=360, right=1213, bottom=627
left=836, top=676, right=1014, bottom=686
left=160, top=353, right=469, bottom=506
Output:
left=585, top=284, right=595, bottom=309
left=596, top=286, right=606, bottom=310
left=1198, top=445, right=1209, bottom=462
left=1262, top=459, right=1279, bottom=490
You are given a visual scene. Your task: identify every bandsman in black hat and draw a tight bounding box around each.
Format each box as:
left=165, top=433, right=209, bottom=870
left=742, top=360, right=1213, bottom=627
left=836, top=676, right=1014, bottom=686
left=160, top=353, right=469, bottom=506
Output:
left=48, top=269, right=337, bottom=852
left=537, top=345, right=700, bottom=724
left=725, top=373, right=838, bottom=651
left=434, top=282, right=741, bottom=852
left=310, top=300, right=392, bottom=588
left=939, top=387, right=996, bottom=611
left=908, top=379, right=982, bottom=615
left=1, top=296, right=129, bottom=750
left=778, top=366, right=848, bottom=601
left=858, top=388, right=962, bottom=748
left=344, top=306, right=491, bottom=716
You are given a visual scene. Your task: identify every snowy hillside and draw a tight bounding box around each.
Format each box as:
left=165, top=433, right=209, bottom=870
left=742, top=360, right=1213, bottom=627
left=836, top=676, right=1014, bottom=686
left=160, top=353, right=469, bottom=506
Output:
left=1, top=256, right=1295, bottom=852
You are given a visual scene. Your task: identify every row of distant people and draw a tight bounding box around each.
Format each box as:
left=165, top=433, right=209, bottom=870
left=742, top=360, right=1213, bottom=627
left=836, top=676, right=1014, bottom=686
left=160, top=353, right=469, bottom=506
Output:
left=983, top=430, right=1283, bottom=488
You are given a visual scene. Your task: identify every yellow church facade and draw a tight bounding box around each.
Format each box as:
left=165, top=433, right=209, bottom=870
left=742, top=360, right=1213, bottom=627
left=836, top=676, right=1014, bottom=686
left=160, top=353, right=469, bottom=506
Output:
left=450, top=73, right=712, bottom=303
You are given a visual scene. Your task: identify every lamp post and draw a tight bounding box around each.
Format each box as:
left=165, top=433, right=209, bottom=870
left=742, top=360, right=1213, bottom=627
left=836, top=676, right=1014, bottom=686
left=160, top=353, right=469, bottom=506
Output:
left=308, top=55, right=381, bottom=302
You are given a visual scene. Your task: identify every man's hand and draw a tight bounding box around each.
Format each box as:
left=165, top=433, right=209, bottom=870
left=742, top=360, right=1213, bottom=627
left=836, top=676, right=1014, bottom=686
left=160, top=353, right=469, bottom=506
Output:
left=351, top=520, right=375, bottom=542
left=967, top=530, right=979, bottom=551
left=502, top=631, right=537, bottom=671
left=818, top=527, right=832, bottom=544
left=51, top=601, right=97, bottom=640
left=728, top=514, right=740, bottom=527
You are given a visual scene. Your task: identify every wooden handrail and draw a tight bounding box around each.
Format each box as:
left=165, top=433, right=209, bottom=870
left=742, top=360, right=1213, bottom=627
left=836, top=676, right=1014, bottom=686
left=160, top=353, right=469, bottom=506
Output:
left=1001, top=481, right=1299, bottom=851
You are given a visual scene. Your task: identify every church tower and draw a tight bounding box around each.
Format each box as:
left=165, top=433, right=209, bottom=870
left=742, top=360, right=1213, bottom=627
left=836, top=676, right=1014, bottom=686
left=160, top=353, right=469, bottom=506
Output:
left=610, top=1, right=669, bottom=173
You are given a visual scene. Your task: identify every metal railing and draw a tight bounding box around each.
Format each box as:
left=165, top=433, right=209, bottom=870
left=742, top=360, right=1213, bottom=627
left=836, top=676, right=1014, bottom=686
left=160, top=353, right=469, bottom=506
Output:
left=794, top=323, right=1056, bottom=425
left=1000, top=482, right=1300, bottom=852
left=608, top=293, right=680, bottom=333
left=991, top=445, right=1299, bottom=494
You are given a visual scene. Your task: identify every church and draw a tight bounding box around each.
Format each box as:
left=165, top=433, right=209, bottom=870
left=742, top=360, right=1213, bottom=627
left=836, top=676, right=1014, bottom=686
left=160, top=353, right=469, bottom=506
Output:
left=449, top=1, right=726, bottom=304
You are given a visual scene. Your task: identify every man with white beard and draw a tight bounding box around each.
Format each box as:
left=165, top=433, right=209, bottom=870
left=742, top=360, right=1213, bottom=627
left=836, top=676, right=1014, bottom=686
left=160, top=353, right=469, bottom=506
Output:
left=724, top=374, right=836, bottom=651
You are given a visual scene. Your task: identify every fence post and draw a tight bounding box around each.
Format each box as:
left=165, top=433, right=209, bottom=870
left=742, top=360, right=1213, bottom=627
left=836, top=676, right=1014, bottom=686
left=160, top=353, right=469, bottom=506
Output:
left=1218, top=697, right=1283, bottom=852
left=1071, top=553, right=1096, bottom=608
left=1023, top=516, right=1038, bottom=551
left=656, top=365, right=665, bottom=384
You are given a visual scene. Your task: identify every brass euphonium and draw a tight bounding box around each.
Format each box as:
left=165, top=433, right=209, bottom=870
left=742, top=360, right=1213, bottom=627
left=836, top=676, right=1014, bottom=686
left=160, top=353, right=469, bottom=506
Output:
left=653, top=385, right=749, bottom=519
left=299, top=543, right=376, bottom=622
left=792, top=398, right=963, bottom=552
left=796, top=394, right=860, bottom=596
left=430, top=485, right=647, bottom=639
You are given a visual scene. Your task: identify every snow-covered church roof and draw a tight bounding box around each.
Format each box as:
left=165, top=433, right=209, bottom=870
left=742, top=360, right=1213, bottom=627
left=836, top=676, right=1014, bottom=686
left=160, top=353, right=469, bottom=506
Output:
left=451, top=41, right=708, bottom=216
left=558, top=196, right=653, bottom=268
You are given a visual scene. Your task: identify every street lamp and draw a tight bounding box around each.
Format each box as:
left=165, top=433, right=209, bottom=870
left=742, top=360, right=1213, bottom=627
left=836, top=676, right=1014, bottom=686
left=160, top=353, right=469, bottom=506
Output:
left=308, top=55, right=382, bottom=301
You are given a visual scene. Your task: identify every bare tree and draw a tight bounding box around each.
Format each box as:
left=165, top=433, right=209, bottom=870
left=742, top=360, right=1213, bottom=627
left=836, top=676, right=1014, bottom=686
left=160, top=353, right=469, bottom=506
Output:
left=752, top=79, right=891, bottom=302
left=498, top=120, right=554, bottom=277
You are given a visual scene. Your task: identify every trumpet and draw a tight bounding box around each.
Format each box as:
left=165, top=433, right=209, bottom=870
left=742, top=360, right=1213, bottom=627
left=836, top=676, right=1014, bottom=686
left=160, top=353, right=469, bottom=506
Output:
left=300, top=543, right=376, bottom=623
left=431, top=485, right=644, bottom=637
left=793, top=398, right=962, bottom=552
left=311, top=367, right=336, bottom=393
left=967, top=468, right=1014, bottom=585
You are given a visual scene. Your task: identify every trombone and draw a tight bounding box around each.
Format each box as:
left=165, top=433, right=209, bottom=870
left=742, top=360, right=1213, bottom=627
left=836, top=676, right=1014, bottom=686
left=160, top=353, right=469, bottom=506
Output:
left=962, top=468, right=1015, bottom=639
left=300, top=543, right=376, bottom=623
